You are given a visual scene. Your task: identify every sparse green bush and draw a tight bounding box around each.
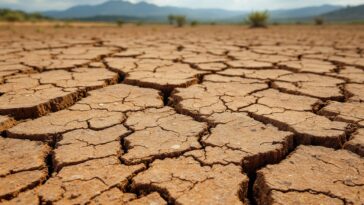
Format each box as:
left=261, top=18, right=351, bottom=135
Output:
left=167, top=15, right=187, bottom=27
left=190, top=20, right=198, bottom=26
left=174, top=15, right=186, bottom=27
left=247, top=11, right=269, bottom=28
left=314, top=17, right=324, bottom=25
left=116, top=19, right=124, bottom=27
left=210, top=22, right=216, bottom=25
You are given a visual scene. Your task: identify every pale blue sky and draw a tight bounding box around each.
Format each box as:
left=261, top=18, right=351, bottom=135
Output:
left=1, top=0, right=363, bottom=11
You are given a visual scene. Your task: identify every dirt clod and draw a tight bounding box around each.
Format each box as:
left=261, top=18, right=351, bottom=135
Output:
left=254, top=146, right=364, bottom=205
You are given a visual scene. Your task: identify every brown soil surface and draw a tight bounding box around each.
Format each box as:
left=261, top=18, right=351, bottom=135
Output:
left=255, top=146, right=363, bottom=205
left=0, top=24, right=363, bottom=204
left=0, top=116, right=15, bottom=132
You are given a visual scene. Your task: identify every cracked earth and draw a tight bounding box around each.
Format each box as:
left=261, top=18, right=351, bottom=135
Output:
left=0, top=24, right=363, bottom=205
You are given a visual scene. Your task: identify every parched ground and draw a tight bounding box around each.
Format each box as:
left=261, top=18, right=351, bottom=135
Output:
left=0, top=23, right=364, bottom=205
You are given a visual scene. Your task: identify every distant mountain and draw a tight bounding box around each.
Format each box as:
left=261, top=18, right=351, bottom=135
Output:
left=43, top=0, right=246, bottom=21
left=77, top=15, right=164, bottom=23
left=321, top=4, right=364, bottom=22
left=40, top=0, right=360, bottom=23
left=270, top=4, right=342, bottom=20
left=42, top=0, right=346, bottom=22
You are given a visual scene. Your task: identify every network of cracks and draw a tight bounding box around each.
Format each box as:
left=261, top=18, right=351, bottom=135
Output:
left=0, top=25, right=363, bottom=205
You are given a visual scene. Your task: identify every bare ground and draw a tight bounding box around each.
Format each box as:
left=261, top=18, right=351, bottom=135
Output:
left=0, top=24, right=363, bottom=205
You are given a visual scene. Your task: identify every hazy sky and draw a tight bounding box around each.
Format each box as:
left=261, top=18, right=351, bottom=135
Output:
left=1, top=0, right=363, bottom=11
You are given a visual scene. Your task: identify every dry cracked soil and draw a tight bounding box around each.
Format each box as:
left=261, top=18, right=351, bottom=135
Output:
left=0, top=23, right=363, bottom=205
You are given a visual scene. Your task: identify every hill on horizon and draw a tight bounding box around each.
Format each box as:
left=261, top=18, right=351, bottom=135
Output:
left=322, top=4, right=364, bottom=22
left=1, top=0, right=363, bottom=23
left=42, top=0, right=245, bottom=21
left=42, top=0, right=344, bottom=22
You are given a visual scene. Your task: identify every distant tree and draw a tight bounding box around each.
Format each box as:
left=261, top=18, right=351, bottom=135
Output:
left=174, top=15, right=186, bottom=27
left=210, top=22, right=216, bottom=25
left=247, top=11, right=269, bottom=28
left=314, top=17, right=324, bottom=25
left=167, top=15, right=175, bottom=25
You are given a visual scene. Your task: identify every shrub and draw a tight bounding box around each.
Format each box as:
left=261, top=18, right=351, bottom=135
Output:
left=190, top=20, right=198, bottom=26
left=247, top=11, right=269, bottom=28
left=174, top=15, right=186, bottom=27
left=314, top=17, right=324, bottom=25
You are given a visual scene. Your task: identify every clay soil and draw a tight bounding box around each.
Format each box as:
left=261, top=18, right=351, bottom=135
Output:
left=0, top=23, right=363, bottom=205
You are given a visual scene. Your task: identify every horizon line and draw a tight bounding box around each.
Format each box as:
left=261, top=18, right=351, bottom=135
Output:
left=0, top=0, right=361, bottom=12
